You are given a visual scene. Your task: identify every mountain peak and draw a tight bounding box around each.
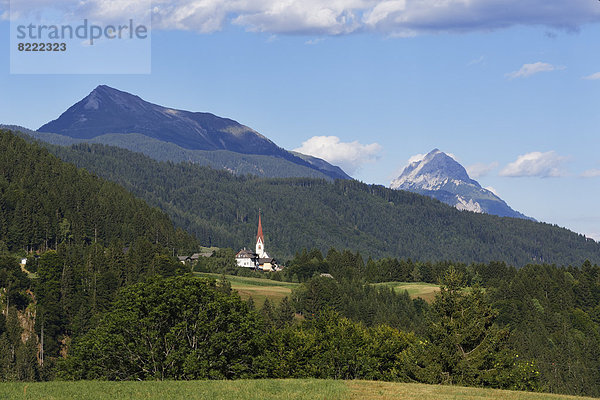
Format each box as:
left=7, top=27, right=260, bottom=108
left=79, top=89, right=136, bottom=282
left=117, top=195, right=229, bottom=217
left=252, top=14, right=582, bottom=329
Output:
left=39, top=85, right=271, bottom=149
left=82, top=85, right=143, bottom=111
left=391, top=149, right=532, bottom=220
left=91, top=84, right=132, bottom=95
left=89, top=85, right=125, bottom=98
left=391, top=149, right=478, bottom=191
left=37, top=85, right=352, bottom=180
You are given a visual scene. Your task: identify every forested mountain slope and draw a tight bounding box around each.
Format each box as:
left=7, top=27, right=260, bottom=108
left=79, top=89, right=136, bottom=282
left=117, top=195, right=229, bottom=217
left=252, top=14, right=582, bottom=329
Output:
left=0, top=129, right=196, bottom=252
left=2, top=126, right=339, bottom=180
left=22, top=137, right=600, bottom=266
left=0, top=129, right=198, bottom=378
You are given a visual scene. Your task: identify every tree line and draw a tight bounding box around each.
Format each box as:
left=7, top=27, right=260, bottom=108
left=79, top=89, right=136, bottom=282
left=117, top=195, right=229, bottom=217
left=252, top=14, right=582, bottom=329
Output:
left=149, top=246, right=600, bottom=396
left=282, top=249, right=600, bottom=396
left=59, top=273, right=539, bottom=393
left=25, top=137, right=600, bottom=266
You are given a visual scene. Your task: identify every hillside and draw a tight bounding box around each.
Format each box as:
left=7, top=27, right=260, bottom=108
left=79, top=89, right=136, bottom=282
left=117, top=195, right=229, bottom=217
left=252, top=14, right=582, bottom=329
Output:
left=0, top=129, right=196, bottom=252
left=0, top=129, right=201, bottom=382
left=1, top=380, right=594, bottom=400
left=17, top=136, right=600, bottom=266
left=4, top=126, right=338, bottom=180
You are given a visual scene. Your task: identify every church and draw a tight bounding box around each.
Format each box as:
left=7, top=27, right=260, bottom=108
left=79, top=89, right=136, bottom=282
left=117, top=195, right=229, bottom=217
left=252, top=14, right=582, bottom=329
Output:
left=235, top=214, right=280, bottom=271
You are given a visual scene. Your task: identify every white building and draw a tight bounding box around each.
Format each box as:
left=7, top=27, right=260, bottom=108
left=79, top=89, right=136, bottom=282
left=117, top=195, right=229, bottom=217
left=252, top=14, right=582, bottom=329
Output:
left=235, top=213, right=280, bottom=271
left=235, top=248, right=258, bottom=268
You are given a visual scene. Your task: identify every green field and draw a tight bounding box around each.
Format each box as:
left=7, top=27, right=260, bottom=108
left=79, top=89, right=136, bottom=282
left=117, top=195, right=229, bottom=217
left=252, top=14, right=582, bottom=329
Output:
left=194, top=272, right=299, bottom=307
left=194, top=273, right=441, bottom=305
left=0, top=380, right=593, bottom=400
left=373, top=281, right=441, bottom=302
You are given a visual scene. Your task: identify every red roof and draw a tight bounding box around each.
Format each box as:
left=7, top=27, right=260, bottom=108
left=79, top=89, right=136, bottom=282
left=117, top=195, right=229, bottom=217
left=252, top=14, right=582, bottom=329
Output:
left=256, top=214, right=264, bottom=243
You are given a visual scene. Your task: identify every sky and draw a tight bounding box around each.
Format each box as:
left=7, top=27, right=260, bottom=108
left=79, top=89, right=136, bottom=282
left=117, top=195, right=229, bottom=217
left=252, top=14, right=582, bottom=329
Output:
left=0, top=0, right=599, bottom=240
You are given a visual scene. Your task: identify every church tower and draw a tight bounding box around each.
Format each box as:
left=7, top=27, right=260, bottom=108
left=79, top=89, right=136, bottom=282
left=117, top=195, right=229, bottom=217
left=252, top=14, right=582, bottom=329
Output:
left=255, top=213, right=266, bottom=258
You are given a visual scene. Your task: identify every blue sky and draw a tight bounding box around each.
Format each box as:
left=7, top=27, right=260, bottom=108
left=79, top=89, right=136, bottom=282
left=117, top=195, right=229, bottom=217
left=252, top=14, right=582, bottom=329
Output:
left=1, top=0, right=599, bottom=241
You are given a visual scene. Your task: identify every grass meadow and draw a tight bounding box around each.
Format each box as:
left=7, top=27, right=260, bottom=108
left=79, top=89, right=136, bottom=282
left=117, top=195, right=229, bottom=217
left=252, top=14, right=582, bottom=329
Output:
left=1, top=379, right=594, bottom=400
left=194, top=272, right=299, bottom=307
left=371, top=281, right=441, bottom=302
left=194, top=273, right=442, bottom=306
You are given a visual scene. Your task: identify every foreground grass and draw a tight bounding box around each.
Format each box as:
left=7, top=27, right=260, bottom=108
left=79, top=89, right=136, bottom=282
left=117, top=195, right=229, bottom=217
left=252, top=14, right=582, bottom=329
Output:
left=194, top=272, right=299, bottom=307
left=0, top=380, right=346, bottom=400
left=347, top=381, right=595, bottom=400
left=372, top=281, right=441, bottom=302
left=0, top=380, right=594, bottom=400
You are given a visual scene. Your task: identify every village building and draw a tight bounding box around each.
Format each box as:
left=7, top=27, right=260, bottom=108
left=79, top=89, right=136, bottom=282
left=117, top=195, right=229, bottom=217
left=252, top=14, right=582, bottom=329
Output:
left=235, top=214, right=280, bottom=271
left=177, top=251, right=212, bottom=265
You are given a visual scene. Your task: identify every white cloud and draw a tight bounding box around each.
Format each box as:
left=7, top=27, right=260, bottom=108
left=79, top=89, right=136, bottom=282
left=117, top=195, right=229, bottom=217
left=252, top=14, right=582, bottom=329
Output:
left=446, top=152, right=457, bottom=161
left=390, top=150, right=455, bottom=178
left=387, top=152, right=424, bottom=179
left=294, top=135, right=382, bottom=174
left=467, top=56, right=485, bottom=66
left=305, top=38, right=324, bottom=45
left=407, top=153, right=426, bottom=164
left=408, top=150, right=456, bottom=165
left=500, top=151, right=567, bottom=178
left=7, top=0, right=152, bottom=25
left=0, top=0, right=8, bottom=20
left=5, top=0, right=600, bottom=36
left=151, top=0, right=228, bottom=33
left=484, top=186, right=499, bottom=196
left=233, top=0, right=366, bottom=35
left=467, top=161, right=498, bottom=178
left=583, top=72, right=600, bottom=80
left=361, top=0, right=600, bottom=36
left=581, top=169, right=600, bottom=178
left=583, top=232, right=600, bottom=242
left=506, top=62, right=565, bottom=79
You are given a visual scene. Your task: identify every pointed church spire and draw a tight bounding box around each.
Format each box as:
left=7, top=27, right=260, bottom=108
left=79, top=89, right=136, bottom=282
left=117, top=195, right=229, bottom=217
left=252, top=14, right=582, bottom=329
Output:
left=255, top=212, right=266, bottom=258
left=256, top=212, right=264, bottom=243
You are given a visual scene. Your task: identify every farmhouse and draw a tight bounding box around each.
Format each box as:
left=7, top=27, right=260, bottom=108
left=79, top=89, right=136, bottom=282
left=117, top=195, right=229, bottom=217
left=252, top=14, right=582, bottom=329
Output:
left=177, top=252, right=212, bottom=265
left=235, top=214, right=280, bottom=272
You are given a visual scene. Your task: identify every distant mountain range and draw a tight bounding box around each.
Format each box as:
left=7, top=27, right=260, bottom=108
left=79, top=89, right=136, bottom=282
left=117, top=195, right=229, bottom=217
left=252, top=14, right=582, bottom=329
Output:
left=391, top=149, right=531, bottom=220
left=34, top=85, right=351, bottom=180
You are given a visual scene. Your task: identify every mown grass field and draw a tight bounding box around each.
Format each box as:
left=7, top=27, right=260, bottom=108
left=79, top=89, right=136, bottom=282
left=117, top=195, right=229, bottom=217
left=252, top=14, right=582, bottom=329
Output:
left=194, top=272, right=299, bottom=307
left=0, top=379, right=593, bottom=400
left=372, top=281, right=440, bottom=302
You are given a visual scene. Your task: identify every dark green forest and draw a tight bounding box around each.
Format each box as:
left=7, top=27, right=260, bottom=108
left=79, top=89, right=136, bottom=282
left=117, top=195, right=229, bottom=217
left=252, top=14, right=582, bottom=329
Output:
left=2, top=129, right=600, bottom=396
left=197, top=248, right=600, bottom=396
left=0, top=129, right=196, bottom=378
left=0, top=130, right=196, bottom=253
left=281, top=249, right=600, bottom=396
left=20, top=137, right=600, bottom=267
